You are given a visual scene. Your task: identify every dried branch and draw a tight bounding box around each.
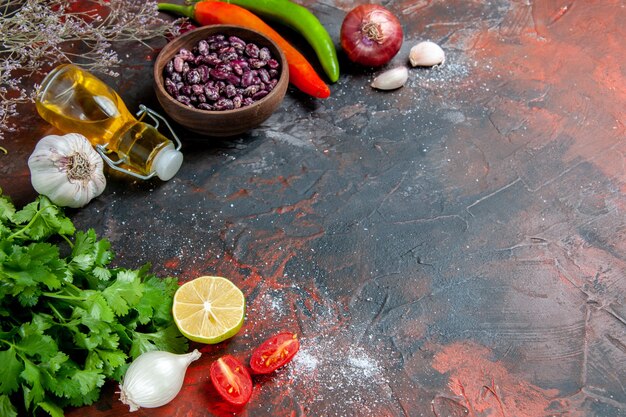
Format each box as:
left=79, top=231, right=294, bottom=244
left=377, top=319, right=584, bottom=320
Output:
left=0, top=0, right=181, bottom=139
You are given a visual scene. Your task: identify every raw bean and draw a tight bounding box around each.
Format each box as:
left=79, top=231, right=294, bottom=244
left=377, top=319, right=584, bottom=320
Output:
left=201, top=54, right=222, bottom=66
left=176, top=95, right=191, bottom=106
left=180, top=85, right=192, bottom=96
left=229, top=36, right=246, bottom=51
left=214, top=98, right=234, bottom=110
left=207, top=34, right=225, bottom=43
left=198, top=40, right=210, bottom=55
left=216, top=81, right=227, bottom=94
left=173, top=56, right=184, bottom=72
left=211, top=40, right=229, bottom=50
left=186, top=69, right=201, bottom=84
left=231, top=59, right=249, bottom=70
left=191, top=84, right=204, bottom=95
left=225, top=84, right=237, bottom=98
left=165, top=78, right=177, bottom=96
left=258, top=47, right=271, bottom=61
left=241, top=70, right=255, bottom=87
left=226, top=74, right=241, bottom=86
left=178, top=48, right=195, bottom=61
left=170, top=72, right=182, bottom=83
left=197, top=65, right=210, bottom=83
left=210, top=68, right=229, bottom=80
left=243, top=85, right=260, bottom=97
left=231, top=62, right=244, bottom=76
left=249, top=58, right=266, bottom=69
left=204, top=84, right=220, bottom=101
left=245, top=43, right=259, bottom=58
left=165, top=60, right=174, bottom=75
left=252, top=90, right=269, bottom=100
left=219, top=46, right=238, bottom=62
left=258, top=68, right=271, bottom=84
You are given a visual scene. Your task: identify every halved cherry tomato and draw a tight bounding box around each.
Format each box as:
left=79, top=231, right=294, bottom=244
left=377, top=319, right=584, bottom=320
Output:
left=249, top=332, right=300, bottom=375
left=210, top=355, right=253, bottom=406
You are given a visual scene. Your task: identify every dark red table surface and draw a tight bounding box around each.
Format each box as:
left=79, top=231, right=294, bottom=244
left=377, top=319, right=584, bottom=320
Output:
left=1, top=1, right=625, bottom=416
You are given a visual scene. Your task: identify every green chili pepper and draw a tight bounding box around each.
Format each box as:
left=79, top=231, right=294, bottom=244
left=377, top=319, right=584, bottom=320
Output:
left=215, top=0, right=340, bottom=83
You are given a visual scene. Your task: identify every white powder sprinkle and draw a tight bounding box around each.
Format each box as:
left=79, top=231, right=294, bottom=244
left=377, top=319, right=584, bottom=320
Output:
left=279, top=335, right=393, bottom=416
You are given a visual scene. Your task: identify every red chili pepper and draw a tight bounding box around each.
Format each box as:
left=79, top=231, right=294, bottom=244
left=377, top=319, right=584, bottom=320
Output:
left=158, top=1, right=331, bottom=99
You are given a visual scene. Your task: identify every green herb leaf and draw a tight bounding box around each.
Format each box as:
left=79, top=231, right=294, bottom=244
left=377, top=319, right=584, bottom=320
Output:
left=17, top=334, right=58, bottom=361
left=130, top=323, right=189, bottom=358
left=0, top=194, right=15, bottom=223
left=36, top=401, right=64, bottom=417
left=11, top=197, right=74, bottom=242
left=102, top=270, right=144, bottom=316
left=0, top=347, right=23, bottom=394
left=21, top=359, right=45, bottom=408
left=0, top=395, right=18, bottom=417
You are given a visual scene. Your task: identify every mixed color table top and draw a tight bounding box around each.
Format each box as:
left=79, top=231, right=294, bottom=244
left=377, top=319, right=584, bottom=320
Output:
left=2, top=1, right=625, bottom=416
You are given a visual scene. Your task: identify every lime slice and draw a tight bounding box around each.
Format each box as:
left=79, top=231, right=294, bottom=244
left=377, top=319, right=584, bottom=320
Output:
left=172, top=276, right=245, bottom=344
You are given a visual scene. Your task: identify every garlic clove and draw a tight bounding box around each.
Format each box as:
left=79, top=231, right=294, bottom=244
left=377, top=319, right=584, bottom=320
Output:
left=409, top=41, right=445, bottom=67
left=371, top=66, right=409, bottom=90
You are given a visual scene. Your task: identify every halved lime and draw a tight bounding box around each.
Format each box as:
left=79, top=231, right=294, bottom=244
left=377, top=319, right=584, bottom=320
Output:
left=172, top=276, right=245, bottom=344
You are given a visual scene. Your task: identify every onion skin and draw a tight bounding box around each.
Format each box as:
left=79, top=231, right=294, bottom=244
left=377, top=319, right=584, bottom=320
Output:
left=340, top=4, right=403, bottom=67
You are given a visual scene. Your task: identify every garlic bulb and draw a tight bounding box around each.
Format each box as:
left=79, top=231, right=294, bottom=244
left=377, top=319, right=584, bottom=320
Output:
left=120, top=349, right=201, bottom=412
left=28, top=133, right=106, bottom=208
left=409, top=41, right=445, bottom=67
left=371, top=66, right=409, bottom=90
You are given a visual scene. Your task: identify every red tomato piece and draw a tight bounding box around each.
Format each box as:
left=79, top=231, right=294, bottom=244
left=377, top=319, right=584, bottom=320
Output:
left=210, top=355, right=253, bottom=406
left=250, top=332, right=300, bottom=375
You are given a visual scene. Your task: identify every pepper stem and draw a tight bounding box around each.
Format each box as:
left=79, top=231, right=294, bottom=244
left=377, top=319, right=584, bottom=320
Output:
left=157, top=3, right=196, bottom=19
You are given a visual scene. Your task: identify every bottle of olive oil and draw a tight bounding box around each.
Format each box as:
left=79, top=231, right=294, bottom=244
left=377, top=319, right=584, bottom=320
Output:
left=35, top=64, right=183, bottom=180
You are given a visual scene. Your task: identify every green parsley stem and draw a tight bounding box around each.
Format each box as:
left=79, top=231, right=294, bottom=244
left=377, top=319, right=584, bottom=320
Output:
left=60, top=233, right=74, bottom=248
left=42, top=291, right=84, bottom=301
left=47, top=301, right=68, bottom=323
left=0, top=338, right=16, bottom=348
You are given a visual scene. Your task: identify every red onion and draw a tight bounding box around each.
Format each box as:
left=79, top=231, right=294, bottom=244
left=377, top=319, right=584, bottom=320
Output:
left=340, top=4, right=403, bottom=67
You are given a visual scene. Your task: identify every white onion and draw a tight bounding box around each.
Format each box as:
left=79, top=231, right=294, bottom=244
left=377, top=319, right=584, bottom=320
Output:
left=119, top=349, right=201, bottom=412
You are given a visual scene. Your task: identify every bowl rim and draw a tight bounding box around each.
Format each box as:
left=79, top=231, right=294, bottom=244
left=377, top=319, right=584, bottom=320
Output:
left=153, top=24, right=288, bottom=116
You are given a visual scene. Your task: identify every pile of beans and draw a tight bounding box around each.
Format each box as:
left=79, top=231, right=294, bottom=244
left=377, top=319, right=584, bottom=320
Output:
left=163, top=34, right=281, bottom=111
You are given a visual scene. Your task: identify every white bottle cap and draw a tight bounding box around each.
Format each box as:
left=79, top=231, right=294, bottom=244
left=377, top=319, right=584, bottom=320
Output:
left=152, top=143, right=183, bottom=181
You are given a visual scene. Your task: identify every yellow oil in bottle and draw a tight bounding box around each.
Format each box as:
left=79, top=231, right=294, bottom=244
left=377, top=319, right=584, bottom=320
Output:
left=35, top=64, right=183, bottom=180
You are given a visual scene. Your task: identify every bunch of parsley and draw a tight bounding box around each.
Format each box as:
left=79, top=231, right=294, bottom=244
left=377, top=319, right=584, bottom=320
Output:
left=0, top=191, right=188, bottom=417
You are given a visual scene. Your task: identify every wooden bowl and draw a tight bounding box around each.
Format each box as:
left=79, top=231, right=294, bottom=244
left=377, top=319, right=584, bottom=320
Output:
left=153, top=25, right=288, bottom=137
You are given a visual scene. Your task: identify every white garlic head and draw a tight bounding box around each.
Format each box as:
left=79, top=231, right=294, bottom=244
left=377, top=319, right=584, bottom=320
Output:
left=409, top=41, right=445, bottom=67
left=28, top=133, right=106, bottom=208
